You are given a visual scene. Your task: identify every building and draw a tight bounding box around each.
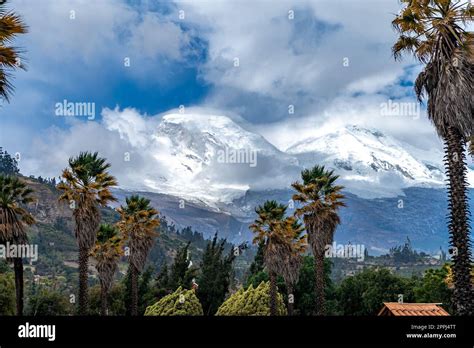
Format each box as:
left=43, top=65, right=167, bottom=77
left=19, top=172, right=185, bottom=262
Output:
left=378, top=302, right=450, bottom=316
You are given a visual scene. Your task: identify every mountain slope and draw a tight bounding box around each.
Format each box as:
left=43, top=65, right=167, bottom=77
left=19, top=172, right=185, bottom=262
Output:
left=286, top=125, right=445, bottom=198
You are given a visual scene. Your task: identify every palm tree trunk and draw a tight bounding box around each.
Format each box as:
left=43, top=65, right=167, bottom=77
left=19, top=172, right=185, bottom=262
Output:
left=100, top=286, right=108, bottom=316
left=444, top=126, right=474, bottom=316
left=130, top=264, right=139, bottom=316
left=314, top=251, right=325, bottom=315
left=78, top=246, right=89, bottom=315
left=269, top=271, right=277, bottom=316
left=287, top=283, right=294, bottom=316
left=13, top=257, right=24, bottom=316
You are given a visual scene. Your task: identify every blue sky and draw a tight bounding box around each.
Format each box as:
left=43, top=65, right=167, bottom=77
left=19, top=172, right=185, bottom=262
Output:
left=0, top=0, right=448, bottom=185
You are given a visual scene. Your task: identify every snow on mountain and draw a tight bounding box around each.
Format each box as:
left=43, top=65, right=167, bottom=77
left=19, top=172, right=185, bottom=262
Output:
left=286, top=125, right=446, bottom=198
left=128, top=113, right=300, bottom=206
left=111, top=111, right=453, bottom=203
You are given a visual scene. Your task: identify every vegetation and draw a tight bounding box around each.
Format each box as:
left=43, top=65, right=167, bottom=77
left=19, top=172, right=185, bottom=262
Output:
left=0, top=148, right=19, bottom=175
left=57, top=152, right=117, bottom=315
left=392, top=0, right=474, bottom=315
left=0, top=174, right=36, bottom=315
left=26, top=287, right=73, bottom=316
left=0, top=0, right=27, bottom=102
left=91, top=223, right=123, bottom=315
left=117, top=195, right=159, bottom=316
left=196, top=234, right=235, bottom=315
left=250, top=200, right=290, bottom=315
left=0, top=272, right=15, bottom=315
left=292, top=165, right=345, bottom=315
left=216, top=281, right=286, bottom=316
left=144, top=286, right=203, bottom=316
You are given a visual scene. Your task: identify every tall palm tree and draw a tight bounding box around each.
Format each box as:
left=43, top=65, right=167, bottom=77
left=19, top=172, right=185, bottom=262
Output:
left=392, top=0, right=474, bottom=315
left=117, top=195, right=159, bottom=316
left=292, top=165, right=345, bottom=315
left=57, top=152, right=117, bottom=315
left=0, top=0, right=27, bottom=102
left=91, top=223, right=123, bottom=316
left=250, top=200, right=290, bottom=316
left=0, top=175, right=35, bottom=315
left=279, top=216, right=307, bottom=316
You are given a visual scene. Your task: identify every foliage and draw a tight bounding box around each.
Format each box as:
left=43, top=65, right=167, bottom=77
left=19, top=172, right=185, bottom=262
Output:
left=26, top=287, right=73, bottom=315
left=294, top=256, right=337, bottom=315
left=0, top=148, right=19, bottom=175
left=0, top=272, right=15, bottom=315
left=91, top=223, right=123, bottom=293
left=117, top=195, right=159, bottom=273
left=216, top=281, right=286, bottom=316
left=392, top=0, right=474, bottom=315
left=337, top=268, right=414, bottom=316
left=123, top=265, right=156, bottom=316
left=413, top=264, right=453, bottom=313
left=89, top=283, right=127, bottom=316
left=144, top=286, right=203, bottom=316
left=0, top=1, right=28, bottom=102
left=169, top=242, right=198, bottom=290
left=197, top=233, right=235, bottom=315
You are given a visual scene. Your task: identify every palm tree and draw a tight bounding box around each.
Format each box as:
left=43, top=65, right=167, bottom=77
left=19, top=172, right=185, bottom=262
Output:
left=250, top=200, right=290, bottom=316
left=280, top=216, right=307, bottom=316
left=91, top=223, right=123, bottom=316
left=57, top=152, right=117, bottom=315
left=0, top=0, right=27, bottom=102
left=0, top=175, right=35, bottom=315
left=292, top=165, right=345, bottom=315
left=117, top=195, right=159, bottom=316
left=392, top=0, right=474, bottom=315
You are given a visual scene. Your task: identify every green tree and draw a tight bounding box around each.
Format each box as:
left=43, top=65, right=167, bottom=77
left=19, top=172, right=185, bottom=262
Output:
left=216, top=281, right=286, bottom=316
left=197, top=233, right=236, bottom=315
left=117, top=195, right=159, bottom=316
left=57, top=152, right=118, bottom=315
left=250, top=200, right=289, bottom=316
left=292, top=165, right=345, bottom=315
left=145, top=286, right=203, bottom=316
left=392, top=0, right=474, bottom=315
left=91, top=223, right=123, bottom=315
left=0, top=148, right=19, bottom=175
left=154, top=262, right=171, bottom=299
left=0, top=272, right=15, bottom=315
left=294, top=256, right=336, bottom=316
left=0, top=174, right=35, bottom=315
left=89, top=283, right=126, bottom=316
left=337, top=268, right=412, bottom=315
left=169, top=242, right=197, bottom=290
left=414, top=264, right=453, bottom=313
left=279, top=217, right=307, bottom=315
left=0, top=0, right=27, bottom=102
left=26, top=288, right=73, bottom=315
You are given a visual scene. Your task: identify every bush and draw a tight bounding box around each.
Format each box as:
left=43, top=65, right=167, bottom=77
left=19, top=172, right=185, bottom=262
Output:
left=26, top=288, right=73, bottom=315
left=89, top=283, right=127, bottom=316
left=216, top=281, right=287, bottom=316
left=144, top=287, right=203, bottom=316
left=0, top=273, right=15, bottom=315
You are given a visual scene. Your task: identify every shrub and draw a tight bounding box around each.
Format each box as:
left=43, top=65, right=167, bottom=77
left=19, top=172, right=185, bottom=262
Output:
left=144, top=287, right=203, bottom=316
left=216, top=281, right=286, bottom=316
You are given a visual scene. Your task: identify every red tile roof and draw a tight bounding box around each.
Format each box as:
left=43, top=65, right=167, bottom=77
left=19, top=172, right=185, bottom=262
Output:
left=378, top=302, right=450, bottom=316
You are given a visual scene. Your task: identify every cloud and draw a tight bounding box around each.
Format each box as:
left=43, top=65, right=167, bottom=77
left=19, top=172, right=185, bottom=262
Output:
left=21, top=107, right=301, bottom=204
left=177, top=0, right=419, bottom=123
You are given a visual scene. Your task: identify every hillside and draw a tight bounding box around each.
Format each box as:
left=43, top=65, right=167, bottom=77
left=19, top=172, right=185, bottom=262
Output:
left=19, top=177, right=254, bottom=292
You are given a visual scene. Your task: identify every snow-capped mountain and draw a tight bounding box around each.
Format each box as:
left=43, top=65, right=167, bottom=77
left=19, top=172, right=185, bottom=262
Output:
left=126, top=113, right=300, bottom=207
left=109, top=112, right=471, bottom=252
left=131, top=113, right=448, bottom=203
left=286, top=125, right=446, bottom=198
